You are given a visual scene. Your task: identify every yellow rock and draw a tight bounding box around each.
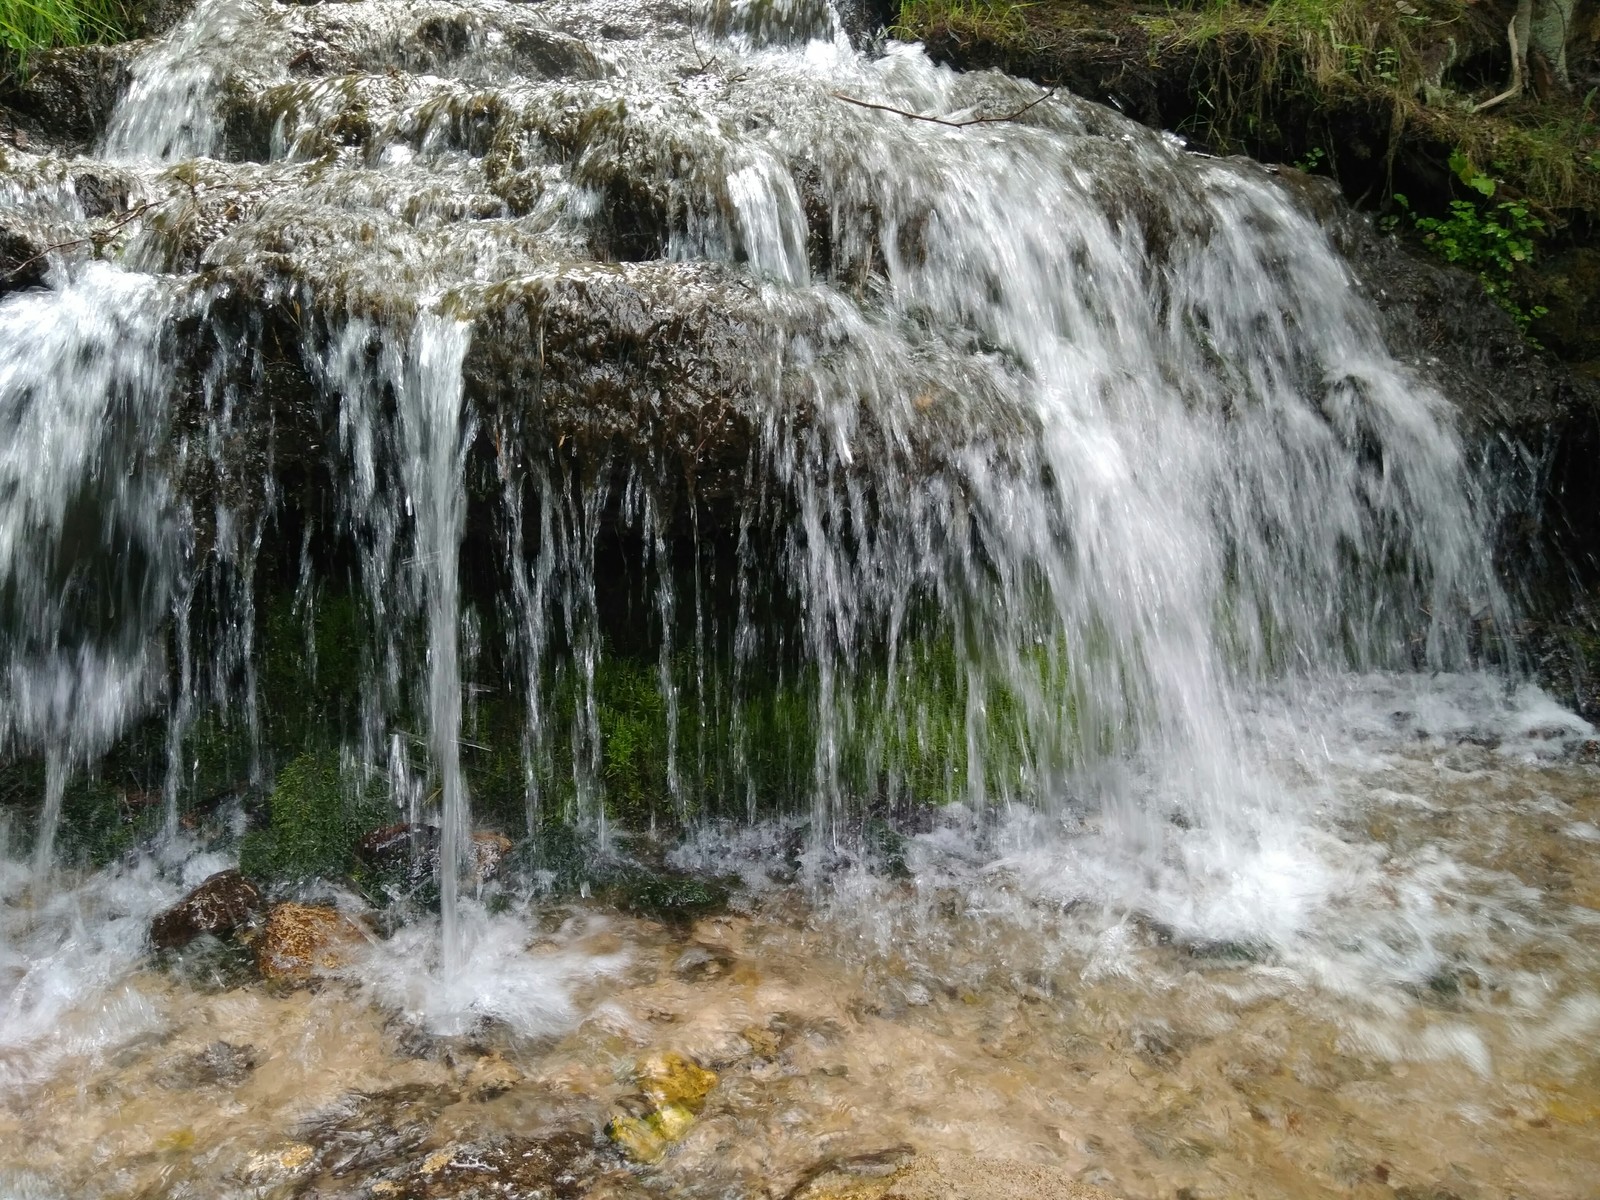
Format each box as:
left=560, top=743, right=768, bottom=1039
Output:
left=742, top=1025, right=781, bottom=1057
left=422, top=1147, right=455, bottom=1173
left=652, top=1101, right=697, bottom=1140
left=156, top=1128, right=195, bottom=1152
left=607, top=1101, right=701, bottom=1162
left=606, top=1051, right=719, bottom=1162
left=257, top=903, right=364, bottom=982
left=636, top=1050, right=717, bottom=1112
left=607, top=1112, right=670, bottom=1163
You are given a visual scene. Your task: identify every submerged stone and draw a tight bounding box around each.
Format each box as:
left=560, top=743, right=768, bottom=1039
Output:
left=152, top=1040, right=259, bottom=1089
left=636, top=1049, right=717, bottom=1111
left=606, top=1050, right=719, bottom=1162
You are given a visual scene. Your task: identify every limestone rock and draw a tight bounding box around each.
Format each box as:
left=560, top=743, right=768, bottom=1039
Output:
left=149, top=869, right=264, bottom=950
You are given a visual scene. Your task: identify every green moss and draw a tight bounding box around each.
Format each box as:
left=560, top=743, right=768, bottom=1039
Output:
left=606, top=870, right=731, bottom=924
left=238, top=751, right=384, bottom=884
left=259, top=589, right=369, bottom=749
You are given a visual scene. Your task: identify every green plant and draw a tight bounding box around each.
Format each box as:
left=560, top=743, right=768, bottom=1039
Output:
left=0, top=0, right=127, bottom=66
left=1293, top=145, right=1326, bottom=172
left=1393, top=157, right=1549, bottom=334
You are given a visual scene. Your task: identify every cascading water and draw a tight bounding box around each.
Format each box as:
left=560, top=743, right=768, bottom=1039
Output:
left=1, top=0, right=1597, bottom=1194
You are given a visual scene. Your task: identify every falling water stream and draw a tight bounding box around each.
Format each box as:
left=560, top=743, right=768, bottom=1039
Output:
left=0, top=0, right=1597, bottom=1195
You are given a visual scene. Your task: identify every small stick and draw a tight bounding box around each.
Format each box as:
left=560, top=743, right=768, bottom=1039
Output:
left=830, top=87, right=1056, bottom=128
left=2, top=199, right=158, bottom=281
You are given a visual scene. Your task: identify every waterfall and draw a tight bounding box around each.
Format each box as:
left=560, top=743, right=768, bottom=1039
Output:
left=0, top=267, right=178, bottom=883
left=0, top=0, right=1515, bottom=961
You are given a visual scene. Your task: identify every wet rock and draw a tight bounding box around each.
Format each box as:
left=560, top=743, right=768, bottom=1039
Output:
left=471, top=830, right=513, bottom=882
left=671, top=942, right=735, bottom=982
left=356, top=822, right=441, bottom=888
left=149, top=869, right=264, bottom=950
left=243, top=1141, right=317, bottom=1185
left=69, top=166, right=136, bottom=219
left=464, top=262, right=777, bottom=504
left=355, top=823, right=513, bottom=888
left=129, top=0, right=196, bottom=38
left=740, top=1024, right=781, bottom=1057
left=605, top=1050, right=718, bottom=1163
left=1325, top=202, right=1596, bottom=439
left=256, top=902, right=365, bottom=981
left=304, top=1130, right=619, bottom=1198
left=153, top=1040, right=259, bottom=1089
left=462, top=1050, right=522, bottom=1100
left=0, top=44, right=136, bottom=148
left=636, top=1049, right=717, bottom=1110
left=298, top=1083, right=458, bottom=1179
left=0, top=212, right=62, bottom=291
left=605, top=1099, right=696, bottom=1165
left=1527, top=245, right=1600, bottom=374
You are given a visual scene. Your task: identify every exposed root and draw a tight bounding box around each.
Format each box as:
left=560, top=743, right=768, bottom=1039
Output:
left=1472, top=14, right=1525, bottom=113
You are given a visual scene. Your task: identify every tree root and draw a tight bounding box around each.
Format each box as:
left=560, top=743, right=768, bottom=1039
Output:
left=1472, top=14, right=1525, bottom=113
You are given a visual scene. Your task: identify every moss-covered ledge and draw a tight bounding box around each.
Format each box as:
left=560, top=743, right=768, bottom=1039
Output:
left=897, top=0, right=1600, bottom=369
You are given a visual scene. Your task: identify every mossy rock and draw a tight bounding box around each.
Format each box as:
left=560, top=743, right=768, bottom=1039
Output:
left=607, top=869, right=732, bottom=925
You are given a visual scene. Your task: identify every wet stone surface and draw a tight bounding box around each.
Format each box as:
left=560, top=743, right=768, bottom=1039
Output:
left=150, top=868, right=264, bottom=949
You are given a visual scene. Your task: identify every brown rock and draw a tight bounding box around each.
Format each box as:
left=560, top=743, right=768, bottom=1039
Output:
left=257, top=902, right=365, bottom=982
left=471, top=830, right=513, bottom=882
left=150, top=870, right=264, bottom=950
left=354, top=824, right=513, bottom=885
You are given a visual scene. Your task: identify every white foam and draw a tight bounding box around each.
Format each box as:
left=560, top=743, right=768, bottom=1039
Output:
left=350, top=900, right=629, bottom=1039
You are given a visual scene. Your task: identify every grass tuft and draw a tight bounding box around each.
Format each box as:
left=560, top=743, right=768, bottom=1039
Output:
left=0, top=0, right=129, bottom=68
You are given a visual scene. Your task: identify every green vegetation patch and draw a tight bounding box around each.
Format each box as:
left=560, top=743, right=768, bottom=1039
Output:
left=0, top=0, right=129, bottom=67
left=238, top=750, right=387, bottom=884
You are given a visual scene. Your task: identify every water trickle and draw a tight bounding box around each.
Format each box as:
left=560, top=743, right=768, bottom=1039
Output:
left=326, top=313, right=476, bottom=960
left=0, top=267, right=178, bottom=877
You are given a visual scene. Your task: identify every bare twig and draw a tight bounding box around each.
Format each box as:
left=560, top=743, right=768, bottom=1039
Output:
left=1472, top=15, right=1524, bottom=113
left=830, top=87, right=1057, bottom=128
left=686, top=24, right=717, bottom=76
left=3, top=199, right=159, bottom=282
